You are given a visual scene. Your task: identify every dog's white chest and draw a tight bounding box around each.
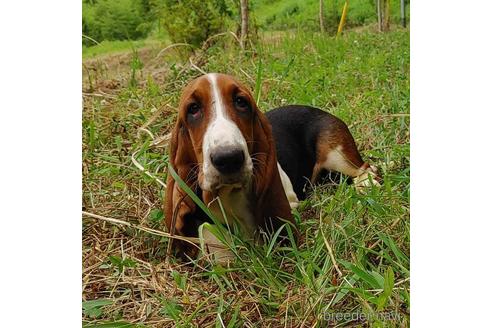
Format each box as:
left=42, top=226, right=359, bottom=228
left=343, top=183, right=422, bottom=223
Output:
left=207, top=186, right=256, bottom=238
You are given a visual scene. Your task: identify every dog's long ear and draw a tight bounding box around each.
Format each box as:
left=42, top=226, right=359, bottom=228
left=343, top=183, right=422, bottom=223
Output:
left=251, top=108, right=297, bottom=239
left=165, top=120, right=200, bottom=256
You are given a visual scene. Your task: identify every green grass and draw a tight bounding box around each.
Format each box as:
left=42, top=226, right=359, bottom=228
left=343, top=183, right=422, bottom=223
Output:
left=83, top=39, right=164, bottom=59
left=252, top=0, right=410, bottom=31
left=82, top=29, right=409, bottom=327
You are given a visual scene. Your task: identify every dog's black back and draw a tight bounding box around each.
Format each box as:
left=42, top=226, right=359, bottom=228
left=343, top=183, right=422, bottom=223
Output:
left=266, top=105, right=348, bottom=198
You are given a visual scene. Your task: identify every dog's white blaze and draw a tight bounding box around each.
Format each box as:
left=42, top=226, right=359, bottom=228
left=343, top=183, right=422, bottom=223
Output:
left=205, top=73, right=243, bottom=147
left=199, top=74, right=255, bottom=239
left=201, top=73, right=253, bottom=191
left=278, top=162, right=299, bottom=209
left=209, top=73, right=226, bottom=120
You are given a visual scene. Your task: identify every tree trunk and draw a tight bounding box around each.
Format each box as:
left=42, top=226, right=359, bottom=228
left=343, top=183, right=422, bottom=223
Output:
left=240, top=0, right=249, bottom=49
left=400, top=0, right=406, bottom=27
left=384, top=0, right=390, bottom=31
left=319, top=0, right=325, bottom=33
left=377, top=0, right=382, bottom=32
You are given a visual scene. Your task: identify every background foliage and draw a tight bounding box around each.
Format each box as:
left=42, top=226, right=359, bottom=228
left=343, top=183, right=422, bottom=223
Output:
left=256, top=0, right=409, bottom=31
left=83, top=0, right=410, bottom=47
left=158, top=0, right=232, bottom=46
left=82, top=0, right=154, bottom=46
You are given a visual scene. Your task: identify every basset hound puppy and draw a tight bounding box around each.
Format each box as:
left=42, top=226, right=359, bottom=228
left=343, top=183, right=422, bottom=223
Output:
left=165, top=73, right=378, bottom=260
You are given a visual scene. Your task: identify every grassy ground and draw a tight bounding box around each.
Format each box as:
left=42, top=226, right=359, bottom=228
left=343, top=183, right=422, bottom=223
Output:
left=83, top=39, right=158, bottom=59
left=82, top=28, right=409, bottom=327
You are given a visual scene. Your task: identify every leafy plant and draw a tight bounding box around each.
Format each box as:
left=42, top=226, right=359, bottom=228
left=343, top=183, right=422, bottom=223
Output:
left=108, top=255, right=136, bottom=274
left=148, top=208, right=164, bottom=224
left=128, top=49, right=143, bottom=88
left=160, top=298, right=182, bottom=321
left=82, top=299, right=113, bottom=319
left=159, top=0, right=232, bottom=47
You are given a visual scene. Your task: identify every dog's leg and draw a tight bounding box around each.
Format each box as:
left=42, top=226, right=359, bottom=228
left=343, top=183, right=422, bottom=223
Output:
left=277, top=162, right=299, bottom=209
left=317, top=144, right=380, bottom=190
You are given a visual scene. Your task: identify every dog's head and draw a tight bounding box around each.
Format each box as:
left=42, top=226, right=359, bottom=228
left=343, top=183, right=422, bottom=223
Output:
left=176, top=73, right=256, bottom=191
left=165, top=73, right=294, bottom=253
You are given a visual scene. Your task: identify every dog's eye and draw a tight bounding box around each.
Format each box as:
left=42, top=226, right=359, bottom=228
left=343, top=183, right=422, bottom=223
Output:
left=233, top=96, right=251, bottom=112
left=186, top=103, right=202, bottom=122
left=188, top=103, right=200, bottom=115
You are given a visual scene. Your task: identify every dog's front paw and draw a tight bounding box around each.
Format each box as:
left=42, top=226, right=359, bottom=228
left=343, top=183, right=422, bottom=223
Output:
left=354, top=166, right=381, bottom=191
left=198, top=223, right=235, bottom=265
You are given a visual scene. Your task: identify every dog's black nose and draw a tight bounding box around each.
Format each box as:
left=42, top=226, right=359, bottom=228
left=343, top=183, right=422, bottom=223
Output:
left=211, top=148, right=245, bottom=174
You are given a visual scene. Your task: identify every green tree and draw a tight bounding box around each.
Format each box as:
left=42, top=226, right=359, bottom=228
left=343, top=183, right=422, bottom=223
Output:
left=159, top=0, right=232, bottom=47
left=82, top=0, right=154, bottom=45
